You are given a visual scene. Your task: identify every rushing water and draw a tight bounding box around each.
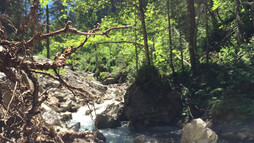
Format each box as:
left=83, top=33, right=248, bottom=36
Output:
left=69, top=87, right=137, bottom=142
left=69, top=87, right=182, bottom=143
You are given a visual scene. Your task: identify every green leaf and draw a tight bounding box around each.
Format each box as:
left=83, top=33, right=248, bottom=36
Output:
left=210, top=88, right=224, bottom=94
left=212, top=0, right=221, bottom=11
left=39, top=0, right=49, bottom=7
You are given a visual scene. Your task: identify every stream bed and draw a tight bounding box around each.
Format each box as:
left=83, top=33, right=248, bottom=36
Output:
left=69, top=88, right=182, bottom=143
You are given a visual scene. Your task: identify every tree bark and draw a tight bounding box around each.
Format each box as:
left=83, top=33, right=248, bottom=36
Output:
left=46, top=4, right=50, bottom=58
left=235, top=0, right=243, bottom=45
left=252, top=4, right=254, bottom=28
left=167, top=0, right=175, bottom=74
left=205, top=0, right=209, bottom=63
left=134, top=0, right=138, bottom=70
left=138, top=0, right=150, bottom=65
left=187, top=0, right=197, bottom=74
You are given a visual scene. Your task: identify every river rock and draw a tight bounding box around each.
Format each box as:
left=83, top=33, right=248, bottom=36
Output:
left=124, top=82, right=181, bottom=129
left=49, top=96, right=59, bottom=105
left=41, top=104, right=61, bottom=126
left=0, top=72, right=6, bottom=81
left=69, top=122, right=81, bottom=132
left=61, top=112, right=72, bottom=121
left=88, top=81, right=107, bottom=93
left=134, top=135, right=146, bottom=143
left=96, top=98, right=104, bottom=104
left=102, top=77, right=115, bottom=85
left=59, top=100, right=72, bottom=112
left=236, top=132, right=248, bottom=141
left=180, top=118, right=218, bottom=143
left=134, top=135, right=162, bottom=143
left=95, top=103, right=125, bottom=129
left=52, top=80, right=61, bottom=87
left=221, top=132, right=235, bottom=139
left=85, top=109, right=92, bottom=115
left=54, top=91, right=67, bottom=102
left=94, top=130, right=106, bottom=142
left=115, top=95, right=123, bottom=102
left=70, top=101, right=80, bottom=112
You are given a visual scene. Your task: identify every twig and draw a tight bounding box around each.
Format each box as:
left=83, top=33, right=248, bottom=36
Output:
left=176, top=54, right=191, bottom=66
left=6, top=82, right=18, bottom=113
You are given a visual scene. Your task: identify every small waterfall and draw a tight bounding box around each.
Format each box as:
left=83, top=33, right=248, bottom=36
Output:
left=70, top=87, right=135, bottom=143
left=69, top=87, right=182, bottom=143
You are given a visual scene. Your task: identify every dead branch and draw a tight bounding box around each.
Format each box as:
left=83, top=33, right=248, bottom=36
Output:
left=25, top=21, right=132, bottom=48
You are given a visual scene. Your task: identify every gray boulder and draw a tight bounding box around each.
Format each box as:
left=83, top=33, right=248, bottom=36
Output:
left=102, top=78, right=115, bottom=85
left=180, top=118, right=218, bottom=143
left=41, top=104, right=61, bottom=126
left=95, top=103, right=125, bottom=129
left=124, top=82, right=181, bottom=129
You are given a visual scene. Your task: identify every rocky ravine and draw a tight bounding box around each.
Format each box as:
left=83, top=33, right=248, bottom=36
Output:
left=38, top=67, right=128, bottom=133
left=1, top=66, right=254, bottom=143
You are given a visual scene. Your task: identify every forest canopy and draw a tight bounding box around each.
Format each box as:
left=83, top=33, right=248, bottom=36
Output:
left=0, top=0, right=254, bottom=142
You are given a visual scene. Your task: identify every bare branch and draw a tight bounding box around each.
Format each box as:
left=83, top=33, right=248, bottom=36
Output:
left=26, top=21, right=133, bottom=48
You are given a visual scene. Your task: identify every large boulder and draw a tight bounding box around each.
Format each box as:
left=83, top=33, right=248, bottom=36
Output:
left=95, top=103, right=125, bottom=129
left=124, top=81, right=181, bottom=129
left=180, top=118, right=218, bottom=143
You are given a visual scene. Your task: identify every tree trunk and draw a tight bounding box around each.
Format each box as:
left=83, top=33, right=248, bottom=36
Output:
left=252, top=4, right=254, bottom=28
left=205, top=0, right=209, bottom=63
left=235, top=0, right=243, bottom=45
left=194, top=3, right=202, bottom=52
left=138, top=0, right=150, bottom=65
left=179, top=31, right=184, bottom=73
left=167, top=0, right=175, bottom=74
left=151, top=36, right=155, bottom=62
left=134, top=0, right=138, bottom=70
left=187, top=0, right=197, bottom=74
left=46, top=4, right=50, bottom=58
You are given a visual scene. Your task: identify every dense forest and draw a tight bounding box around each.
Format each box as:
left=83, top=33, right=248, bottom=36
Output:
left=0, top=0, right=254, bottom=142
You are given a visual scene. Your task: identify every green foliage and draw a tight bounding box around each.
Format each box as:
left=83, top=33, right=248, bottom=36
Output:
left=98, top=72, right=109, bottom=81
left=135, top=64, right=157, bottom=83
left=212, top=0, right=221, bottom=11
left=32, top=0, right=254, bottom=123
left=134, top=64, right=169, bottom=89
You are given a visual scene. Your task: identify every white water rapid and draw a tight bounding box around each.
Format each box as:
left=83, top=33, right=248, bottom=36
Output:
left=69, top=87, right=182, bottom=143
